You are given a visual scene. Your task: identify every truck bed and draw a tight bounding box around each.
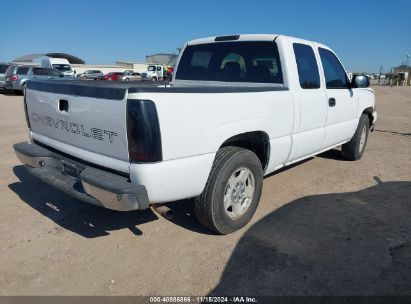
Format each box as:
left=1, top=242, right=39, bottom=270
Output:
left=27, top=80, right=287, bottom=100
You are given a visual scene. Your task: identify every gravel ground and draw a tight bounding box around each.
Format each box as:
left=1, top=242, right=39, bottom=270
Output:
left=0, top=86, right=410, bottom=296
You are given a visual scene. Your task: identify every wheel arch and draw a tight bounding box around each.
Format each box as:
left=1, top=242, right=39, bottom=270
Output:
left=362, top=106, right=374, bottom=125
left=219, top=131, right=270, bottom=172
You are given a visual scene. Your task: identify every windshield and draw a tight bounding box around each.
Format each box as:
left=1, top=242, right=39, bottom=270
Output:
left=176, top=41, right=283, bottom=84
left=148, top=66, right=156, bottom=71
left=52, top=64, right=72, bottom=72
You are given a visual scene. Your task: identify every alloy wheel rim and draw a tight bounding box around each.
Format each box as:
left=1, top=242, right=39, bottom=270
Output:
left=223, top=167, right=255, bottom=220
left=359, top=125, right=367, bottom=152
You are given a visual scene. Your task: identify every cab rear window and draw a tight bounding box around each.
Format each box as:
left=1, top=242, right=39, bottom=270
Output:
left=176, top=41, right=283, bottom=84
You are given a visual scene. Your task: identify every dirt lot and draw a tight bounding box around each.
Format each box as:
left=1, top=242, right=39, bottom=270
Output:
left=0, top=86, right=410, bottom=296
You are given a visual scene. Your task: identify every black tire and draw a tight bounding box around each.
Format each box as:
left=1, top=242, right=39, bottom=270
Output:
left=342, top=114, right=370, bottom=161
left=151, top=77, right=157, bottom=82
left=194, top=146, right=263, bottom=234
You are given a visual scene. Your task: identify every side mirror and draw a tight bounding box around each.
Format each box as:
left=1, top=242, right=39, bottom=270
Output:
left=352, top=75, right=370, bottom=88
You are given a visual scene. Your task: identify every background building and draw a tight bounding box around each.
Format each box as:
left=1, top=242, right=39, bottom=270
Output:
left=392, top=65, right=411, bottom=86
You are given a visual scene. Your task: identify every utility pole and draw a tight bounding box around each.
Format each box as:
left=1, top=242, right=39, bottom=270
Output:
left=378, top=65, right=383, bottom=85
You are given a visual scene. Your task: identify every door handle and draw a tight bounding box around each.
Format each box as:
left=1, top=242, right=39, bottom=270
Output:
left=328, top=98, right=336, bottom=107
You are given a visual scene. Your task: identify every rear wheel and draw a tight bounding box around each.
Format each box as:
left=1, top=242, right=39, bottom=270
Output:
left=342, top=114, right=370, bottom=160
left=151, top=77, right=157, bottom=82
left=125, top=78, right=130, bottom=81
left=194, top=146, right=263, bottom=234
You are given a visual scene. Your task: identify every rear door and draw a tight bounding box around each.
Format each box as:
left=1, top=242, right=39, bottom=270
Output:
left=287, top=39, right=327, bottom=162
left=317, top=46, right=358, bottom=148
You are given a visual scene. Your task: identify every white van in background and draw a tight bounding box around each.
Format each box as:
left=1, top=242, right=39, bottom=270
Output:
left=41, top=57, right=74, bottom=76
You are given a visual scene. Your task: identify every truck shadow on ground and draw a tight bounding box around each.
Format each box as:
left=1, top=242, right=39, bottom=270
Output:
left=316, top=148, right=343, bottom=160
left=375, top=129, right=411, bottom=137
left=9, top=165, right=159, bottom=238
left=211, top=181, right=411, bottom=296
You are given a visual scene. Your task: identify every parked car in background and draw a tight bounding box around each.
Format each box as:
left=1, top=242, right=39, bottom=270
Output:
left=77, top=70, right=103, bottom=80
left=41, top=57, right=74, bottom=77
left=163, top=65, right=174, bottom=81
left=120, top=72, right=141, bottom=81
left=0, top=62, right=10, bottom=89
left=4, top=65, right=67, bottom=94
left=100, top=72, right=124, bottom=81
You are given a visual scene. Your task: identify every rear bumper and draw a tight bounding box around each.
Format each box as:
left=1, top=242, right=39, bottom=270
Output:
left=13, top=142, right=149, bottom=211
left=4, top=81, right=20, bottom=90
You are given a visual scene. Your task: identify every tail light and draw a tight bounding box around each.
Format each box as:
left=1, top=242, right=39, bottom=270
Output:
left=11, top=75, right=18, bottom=82
left=127, top=100, right=162, bottom=162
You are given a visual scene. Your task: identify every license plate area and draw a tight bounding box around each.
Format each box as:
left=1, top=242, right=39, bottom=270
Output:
left=61, top=160, right=80, bottom=180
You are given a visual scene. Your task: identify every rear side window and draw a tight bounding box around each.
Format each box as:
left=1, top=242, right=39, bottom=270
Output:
left=0, top=64, right=8, bottom=73
left=33, top=68, right=48, bottom=75
left=293, top=43, right=320, bottom=89
left=17, top=67, right=29, bottom=75
left=319, top=48, right=349, bottom=88
left=48, top=69, right=62, bottom=76
left=176, top=41, right=283, bottom=84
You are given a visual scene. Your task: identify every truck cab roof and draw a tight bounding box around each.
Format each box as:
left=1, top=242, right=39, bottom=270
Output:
left=186, top=34, right=325, bottom=48
left=187, top=34, right=279, bottom=45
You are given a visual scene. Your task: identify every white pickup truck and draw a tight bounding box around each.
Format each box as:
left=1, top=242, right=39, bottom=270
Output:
left=14, top=34, right=377, bottom=234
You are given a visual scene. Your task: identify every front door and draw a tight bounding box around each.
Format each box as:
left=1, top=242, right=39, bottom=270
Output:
left=317, top=47, right=358, bottom=148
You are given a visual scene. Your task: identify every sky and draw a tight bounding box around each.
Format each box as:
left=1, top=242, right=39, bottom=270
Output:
left=1, top=0, right=410, bottom=73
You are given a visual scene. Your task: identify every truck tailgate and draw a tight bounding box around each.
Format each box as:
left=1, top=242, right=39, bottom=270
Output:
left=25, top=81, right=129, bottom=168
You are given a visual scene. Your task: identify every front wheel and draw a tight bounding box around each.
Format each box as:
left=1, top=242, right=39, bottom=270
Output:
left=342, top=114, right=370, bottom=160
left=194, top=146, right=263, bottom=234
